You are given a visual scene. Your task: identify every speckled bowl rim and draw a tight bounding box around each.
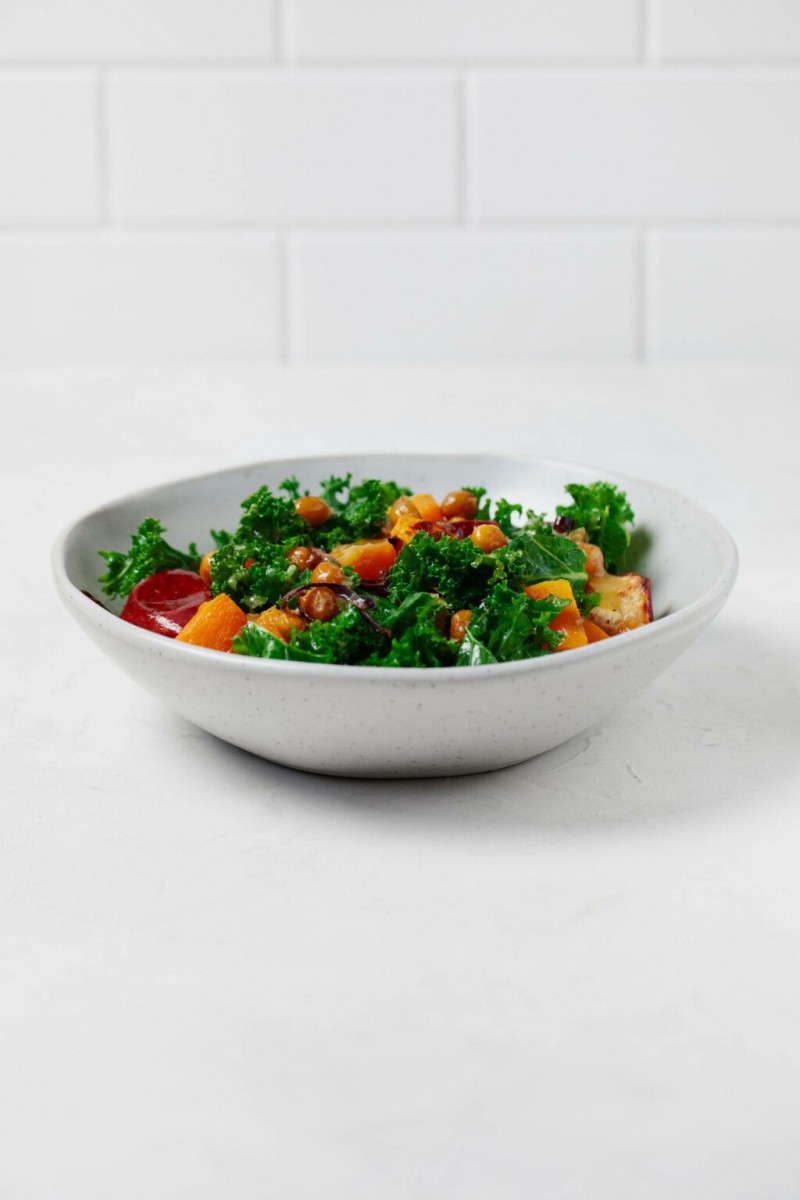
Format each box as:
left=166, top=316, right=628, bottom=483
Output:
left=53, top=453, right=739, bottom=682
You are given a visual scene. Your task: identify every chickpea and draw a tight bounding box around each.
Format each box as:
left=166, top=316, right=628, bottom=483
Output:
left=295, top=495, right=333, bottom=527
left=302, top=586, right=341, bottom=623
left=286, top=545, right=322, bottom=572
left=469, top=524, right=509, bottom=553
left=441, top=490, right=478, bottom=520
left=311, top=560, right=347, bottom=586
left=388, top=496, right=420, bottom=525
left=450, top=609, right=472, bottom=643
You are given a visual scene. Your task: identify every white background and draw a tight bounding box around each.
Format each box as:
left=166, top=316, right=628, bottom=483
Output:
left=1, top=0, right=800, bottom=365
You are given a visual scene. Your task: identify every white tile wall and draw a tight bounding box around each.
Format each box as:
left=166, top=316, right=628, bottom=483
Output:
left=286, top=0, right=640, bottom=63
left=0, top=0, right=276, bottom=61
left=0, top=74, right=98, bottom=222
left=111, top=72, right=457, bottom=223
left=657, top=0, right=800, bottom=62
left=0, top=1, right=799, bottom=364
left=0, top=235, right=279, bottom=365
left=292, top=233, right=637, bottom=361
left=651, top=232, right=800, bottom=361
left=471, top=73, right=800, bottom=221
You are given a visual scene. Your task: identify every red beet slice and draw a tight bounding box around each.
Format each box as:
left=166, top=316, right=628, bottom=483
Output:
left=121, top=569, right=212, bottom=638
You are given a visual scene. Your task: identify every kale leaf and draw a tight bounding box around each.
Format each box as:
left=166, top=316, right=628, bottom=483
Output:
left=237, top=485, right=308, bottom=544
left=367, top=592, right=454, bottom=667
left=387, top=532, right=503, bottom=611
left=98, top=518, right=199, bottom=599
left=496, top=528, right=602, bottom=616
left=456, top=583, right=568, bottom=665
left=555, top=481, right=634, bottom=573
left=463, top=487, right=547, bottom=537
left=210, top=540, right=310, bottom=613
left=315, top=475, right=411, bottom=548
left=233, top=604, right=386, bottom=665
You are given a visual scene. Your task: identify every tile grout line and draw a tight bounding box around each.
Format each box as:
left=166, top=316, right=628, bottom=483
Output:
left=642, top=231, right=657, bottom=360
left=455, top=70, right=467, bottom=224
left=276, top=233, right=290, bottom=362
left=274, top=0, right=286, bottom=63
left=642, top=0, right=659, bottom=63
left=95, top=69, right=111, bottom=227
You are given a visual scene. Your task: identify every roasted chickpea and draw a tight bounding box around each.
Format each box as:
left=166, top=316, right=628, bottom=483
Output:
left=450, top=609, right=472, bottom=643
left=286, top=545, right=322, bottom=572
left=388, top=496, right=420, bottom=525
left=310, top=560, right=347, bottom=586
left=302, top=586, right=341, bottom=623
left=295, top=495, right=333, bottom=527
left=441, top=490, right=478, bottom=520
left=469, top=524, right=509, bottom=553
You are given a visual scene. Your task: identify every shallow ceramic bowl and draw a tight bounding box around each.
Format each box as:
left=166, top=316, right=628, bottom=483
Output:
left=53, top=454, right=737, bottom=778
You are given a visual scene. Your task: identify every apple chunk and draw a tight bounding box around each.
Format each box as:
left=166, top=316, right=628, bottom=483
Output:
left=588, top=572, right=653, bottom=635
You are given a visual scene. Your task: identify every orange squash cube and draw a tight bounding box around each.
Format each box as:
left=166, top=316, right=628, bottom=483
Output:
left=331, top=538, right=398, bottom=580
left=176, top=593, right=247, bottom=652
left=524, top=579, right=588, bottom=652
left=584, top=619, right=610, bottom=643
left=250, top=606, right=307, bottom=643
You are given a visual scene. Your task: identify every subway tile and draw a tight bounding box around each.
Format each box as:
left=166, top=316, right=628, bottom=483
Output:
left=290, top=233, right=636, bottom=362
left=471, top=74, right=800, bottom=221
left=0, top=0, right=275, bottom=61
left=657, top=0, right=800, bottom=61
left=0, top=74, right=97, bottom=222
left=652, top=232, right=800, bottom=361
left=0, top=235, right=279, bottom=365
left=287, top=0, right=639, bottom=62
left=111, top=72, right=457, bottom=224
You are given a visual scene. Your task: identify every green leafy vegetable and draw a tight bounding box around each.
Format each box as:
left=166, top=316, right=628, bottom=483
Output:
left=456, top=583, right=568, bottom=665
left=463, top=487, right=547, bottom=537
left=555, top=481, right=634, bottom=573
left=315, top=475, right=410, bottom=548
left=387, top=532, right=502, bottom=611
left=98, top=518, right=199, bottom=599
left=210, top=540, right=309, bottom=613
left=237, top=485, right=308, bottom=544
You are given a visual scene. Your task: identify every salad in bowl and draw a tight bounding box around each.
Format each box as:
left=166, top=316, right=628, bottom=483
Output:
left=97, top=475, right=653, bottom=668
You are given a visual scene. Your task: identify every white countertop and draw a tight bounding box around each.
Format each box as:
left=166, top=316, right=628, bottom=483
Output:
left=3, top=364, right=800, bottom=1200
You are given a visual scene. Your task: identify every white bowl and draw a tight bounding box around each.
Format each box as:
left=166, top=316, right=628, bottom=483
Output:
left=53, top=454, right=737, bottom=778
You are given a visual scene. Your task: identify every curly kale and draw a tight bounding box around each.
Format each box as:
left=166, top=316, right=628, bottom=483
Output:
left=555, top=481, right=634, bottom=573
left=314, top=475, right=411, bottom=548
left=98, top=518, right=199, bottom=599
left=456, top=583, right=569, bottom=665
left=463, top=487, right=547, bottom=537
left=209, top=540, right=311, bottom=613
left=386, top=532, right=503, bottom=611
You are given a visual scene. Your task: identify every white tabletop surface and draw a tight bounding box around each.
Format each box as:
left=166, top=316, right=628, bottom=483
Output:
left=3, top=364, right=800, bottom=1200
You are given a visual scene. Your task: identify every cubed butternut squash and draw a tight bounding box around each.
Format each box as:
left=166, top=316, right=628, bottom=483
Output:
left=175, top=593, right=247, bottom=652
left=331, top=538, right=398, bottom=580
left=524, top=579, right=588, bottom=652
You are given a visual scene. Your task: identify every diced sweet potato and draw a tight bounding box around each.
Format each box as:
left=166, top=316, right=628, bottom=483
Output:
left=390, top=513, right=423, bottom=543
left=198, top=551, right=215, bottom=585
left=331, top=538, right=398, bottom=580
left=588, top=572, right=653, bottom=635
left=524, top=579, right=588, bottom=652
left=410, top=493, right=443, bottom=523
left=175, top=593, right=247, bottom=652
left=584, top=619, right=610, bottom=643
left=250, top=606, right=307, bottom=643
